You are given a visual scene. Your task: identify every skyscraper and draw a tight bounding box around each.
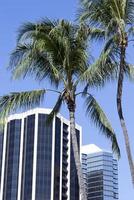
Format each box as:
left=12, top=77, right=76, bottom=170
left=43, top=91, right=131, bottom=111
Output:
left=0, top=108, right=81, bottom=200
left=81, top=144, right=118, bottom=200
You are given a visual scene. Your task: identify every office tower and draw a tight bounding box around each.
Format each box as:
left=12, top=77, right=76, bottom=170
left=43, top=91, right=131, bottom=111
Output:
left=0, top=131, right=3, bottom=187
left=82, top=144, right=118, bottom=200
left=0, top=108, right=81, bottom=200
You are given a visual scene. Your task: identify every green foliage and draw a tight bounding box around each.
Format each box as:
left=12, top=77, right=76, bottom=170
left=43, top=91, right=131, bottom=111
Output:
left=10, top=19, right=89, bottom=86
left=0, top=18, right=120, bottom=156
left=80, top=0, right=134, bottom=26
left=79, top=0, right=134, bottom=44
left=0, top=89, right=46, bottom=118
left=85, top=94, right=120, bottom=158
left=79, top=0, right=134, bottom=86
left=80, top=48, right=119, bottom=88
left=78, top=0, right=134, bottom=164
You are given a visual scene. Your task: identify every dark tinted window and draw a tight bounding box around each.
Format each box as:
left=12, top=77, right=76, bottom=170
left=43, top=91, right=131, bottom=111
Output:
left=4, top=120, right=21, bottom=200
left=21, top=115, right=35, bottom=200
left=54, top=117, right=61, bottom=200
left=62, top=123, right=69, bottom=200
left=35, top=114, right=53, bottom=200
left=70, top=129, right=80, bottom=200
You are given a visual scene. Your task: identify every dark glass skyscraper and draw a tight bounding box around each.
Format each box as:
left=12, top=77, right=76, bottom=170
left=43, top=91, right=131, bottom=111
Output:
left=82, top=144, right=118, bottom=200
left=0, top=108, right=81, bottom=200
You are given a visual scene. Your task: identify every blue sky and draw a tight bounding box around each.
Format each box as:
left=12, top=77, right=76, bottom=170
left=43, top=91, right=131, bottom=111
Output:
left=1, top=0, right=134, bottom=199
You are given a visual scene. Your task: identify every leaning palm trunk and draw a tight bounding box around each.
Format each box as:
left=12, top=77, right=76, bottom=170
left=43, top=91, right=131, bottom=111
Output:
left=69, top=106, right=87, bottom=200
left=117, top=45, right=134, bottom=186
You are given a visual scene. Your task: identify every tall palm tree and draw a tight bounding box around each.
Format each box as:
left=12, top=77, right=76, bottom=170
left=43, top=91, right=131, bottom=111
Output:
left=0, top=19, right=120, bottom=199
left=79, top=0, right=134, bottom=186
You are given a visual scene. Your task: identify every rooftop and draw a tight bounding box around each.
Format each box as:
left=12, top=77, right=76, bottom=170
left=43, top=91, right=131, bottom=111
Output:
left=81, top=144, right=103, bottom=154
left=81, top=144, right=113, bottom=155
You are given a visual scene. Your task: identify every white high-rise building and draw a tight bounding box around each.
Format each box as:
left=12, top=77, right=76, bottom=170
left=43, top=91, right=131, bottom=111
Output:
left=81, top=144, right=118, bottom=200
left=0, top=108, right=81, bottom=200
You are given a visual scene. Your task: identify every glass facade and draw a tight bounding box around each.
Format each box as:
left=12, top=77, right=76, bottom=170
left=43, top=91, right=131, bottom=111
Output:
left=35, top=114, right=53, bottom=200
left=21, top=115, right=35, bottom=200
left=70, top=129, right=80, bottom=200
left=54, top=117, right=61, bottom=200
left=82, top=150, right=118, bottom=200
left=62, top=123, right=69, bottom=200
left=1, top=109, right=81, bottom=200
left=3, top=119, right=21, bottom=200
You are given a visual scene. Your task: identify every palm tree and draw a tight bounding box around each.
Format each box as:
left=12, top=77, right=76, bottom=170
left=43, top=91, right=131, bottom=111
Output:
left=0, top=19, right=120, bottom=199
left=79, top=0, right=134, bottom=186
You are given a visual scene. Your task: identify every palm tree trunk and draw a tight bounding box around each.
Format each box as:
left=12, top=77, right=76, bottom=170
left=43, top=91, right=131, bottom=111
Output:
left=117, top=45, right=134, bottom=186
left=69, top=108, right=87, bottom=200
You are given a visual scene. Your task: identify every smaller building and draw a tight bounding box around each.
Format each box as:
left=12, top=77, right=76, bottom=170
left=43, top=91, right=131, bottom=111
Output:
left=81, top=144, right=118, bottom=200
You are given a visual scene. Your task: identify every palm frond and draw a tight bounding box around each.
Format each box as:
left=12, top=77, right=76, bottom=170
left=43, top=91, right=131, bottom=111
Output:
left=46, top=91, right=65, bottom=124
left=125, top=0, right=134, bottom=24
left=0, top=118, right=5, bottom=132
left=17, top=18, right=58, bottom=42
left=9, top=43, right=34, bottom=78
left=79, top=48, right=118, bottom=88
left=82, top=84, right=90, bottom=96
left=125, top=63, right=134, bottom=81
left=9, top=43, right=62, bottom=87
left=128, top=26, right=134, bottom=37
left=10, top=18, right=91, bottom=90
left=89, top=28, right=105, bottom=41
left=0, top=89, right=46, bottom=118
left=85, top=94, right=120, bottom=158
left=79, top=0, right=113, bottom=27
left=79, top=0, right=133, bottom=34
left=17, top=22, right=36, bottom=42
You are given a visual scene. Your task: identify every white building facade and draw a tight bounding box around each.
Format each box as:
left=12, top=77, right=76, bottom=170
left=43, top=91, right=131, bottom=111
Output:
left=0, top=108, right=81, bottom=200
